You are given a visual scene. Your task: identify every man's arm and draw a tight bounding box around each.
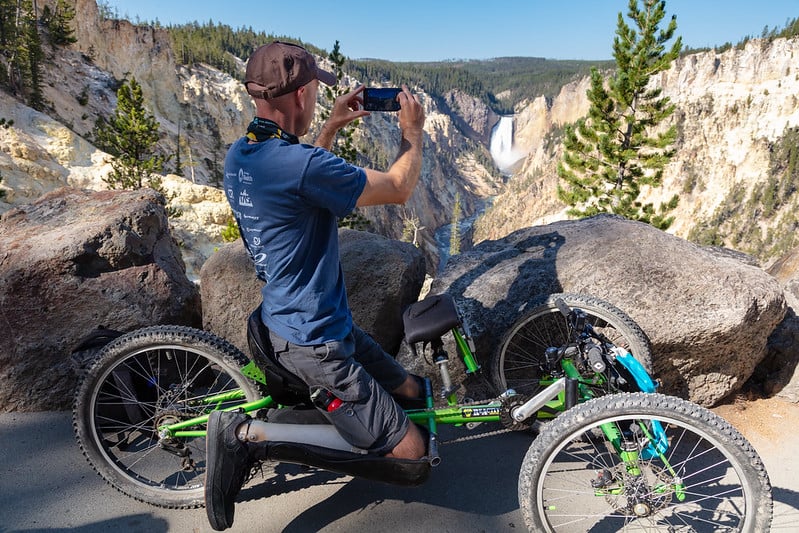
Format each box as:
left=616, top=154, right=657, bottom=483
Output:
left=357, top=86, right=425, bottom=206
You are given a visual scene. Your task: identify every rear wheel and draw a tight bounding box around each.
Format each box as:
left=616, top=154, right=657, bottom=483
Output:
left=491, top=293, right=652, bottom=396
left=519, top=393, right=772, bottom=532
left=73, top=326, right=265, bottom=508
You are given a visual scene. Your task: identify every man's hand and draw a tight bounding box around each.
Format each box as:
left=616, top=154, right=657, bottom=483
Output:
left=316, top=86, right=370, bottom=150
left=397, top=85, right=425, bottom=135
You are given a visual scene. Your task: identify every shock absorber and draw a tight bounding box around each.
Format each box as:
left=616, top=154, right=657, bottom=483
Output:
left=431, top=338, right=456, bottom=398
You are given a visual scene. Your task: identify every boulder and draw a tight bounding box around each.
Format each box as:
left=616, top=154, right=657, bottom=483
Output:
left=199, top=239, right=264, bottom=355
left=0, top=187, right=201, bottom=411
left=200, top=229, right=427, bottom=356
left=760, top=249, right=799, bottom=402
left=425, top=215, right=786, bottom=406
left=339, top=229, right=428, bottom=353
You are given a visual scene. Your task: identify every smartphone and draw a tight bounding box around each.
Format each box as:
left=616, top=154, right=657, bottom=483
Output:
left=363, top=87, right=402, bottom=112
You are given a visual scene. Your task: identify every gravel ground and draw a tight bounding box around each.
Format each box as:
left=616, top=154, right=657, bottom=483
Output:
left=713, top=395, right=799, bottom=530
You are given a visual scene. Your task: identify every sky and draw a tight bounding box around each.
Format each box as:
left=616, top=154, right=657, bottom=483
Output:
left=104, top=0, right=799, bottom=62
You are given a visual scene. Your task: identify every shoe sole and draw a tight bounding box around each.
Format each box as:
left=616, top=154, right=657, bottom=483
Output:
left=205, top=411, right=235, bottom=531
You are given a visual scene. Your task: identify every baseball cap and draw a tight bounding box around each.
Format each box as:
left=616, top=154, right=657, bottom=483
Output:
left=245, top=41, right=336, bottom=99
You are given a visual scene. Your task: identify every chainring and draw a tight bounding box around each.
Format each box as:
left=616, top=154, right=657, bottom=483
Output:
left=500, top=395, right=537, bottom=431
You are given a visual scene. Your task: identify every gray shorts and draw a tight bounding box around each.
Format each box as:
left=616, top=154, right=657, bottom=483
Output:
left=269, top=325, right=410, bottom=455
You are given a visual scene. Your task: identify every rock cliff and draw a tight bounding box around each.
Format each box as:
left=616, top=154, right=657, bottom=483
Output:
left=1, top=0, right=502, bottom=277
left=474, top=37, right=799, bottom=266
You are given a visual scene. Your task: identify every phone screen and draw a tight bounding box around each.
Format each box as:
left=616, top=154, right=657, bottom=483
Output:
left=363, top=88, right=402, bottom=112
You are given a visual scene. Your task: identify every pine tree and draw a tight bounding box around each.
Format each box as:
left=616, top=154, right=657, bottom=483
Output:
left=0, top=1, right=16, bottom=88
left=0, top=1, right=41, bottom=105
left=557, top=0, right=682, bottom=230
left=94, top=77, right=168, bottom=191
left=42, top=0, right=77, bottom=46
left=322, top=40, right=359, bottom=163
left=209, top=132, right=223, bottom=187
left=173, top=122, right=183, bottom=176
left=21, top=5, right=45, bottom=111
left=2, top=1, right=47, bottom=110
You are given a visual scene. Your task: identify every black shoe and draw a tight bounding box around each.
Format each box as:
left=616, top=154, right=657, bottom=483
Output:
left=205, top=410, right=252, bottom=531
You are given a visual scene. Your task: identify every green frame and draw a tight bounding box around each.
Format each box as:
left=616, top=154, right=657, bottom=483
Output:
left=158, top=324, right=614, bottom=440
left=148, top=318, right=676, bottom=518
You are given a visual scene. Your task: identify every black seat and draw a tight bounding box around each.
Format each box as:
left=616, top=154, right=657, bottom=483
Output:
left=402, top=293, right=461, bottom=344
left=247, top=306, right=310, bottom=406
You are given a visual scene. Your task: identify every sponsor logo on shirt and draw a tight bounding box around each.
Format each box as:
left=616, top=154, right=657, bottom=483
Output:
left=238, top=168, right=253, bottom=184
left=250, top=250, right=269, bottom=271
left=239, top=189, right=253, bottom=207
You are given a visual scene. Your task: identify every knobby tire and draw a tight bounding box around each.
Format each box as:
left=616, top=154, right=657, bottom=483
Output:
left=519, top=392, right=772, bottom=532
left=72, top=326, right=265, bottom=509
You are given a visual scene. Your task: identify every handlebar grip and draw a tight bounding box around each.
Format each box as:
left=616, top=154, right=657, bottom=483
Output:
left=585, top=344, right=606, bottom=373
left=555, top=298, right=571, bottom=317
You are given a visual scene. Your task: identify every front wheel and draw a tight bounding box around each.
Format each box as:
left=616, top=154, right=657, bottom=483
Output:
left=518, top=392, right=772, bottom=532
left=73, top=326, right=266, bottom=508
left=491, top=293, right=653, bottom=396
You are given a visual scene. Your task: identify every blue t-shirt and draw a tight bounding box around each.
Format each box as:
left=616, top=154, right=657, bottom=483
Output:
left=224, top=136, right=367, bottom=345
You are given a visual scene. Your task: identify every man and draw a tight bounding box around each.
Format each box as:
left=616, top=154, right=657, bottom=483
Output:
left=205, top=41, right=427, bottom=530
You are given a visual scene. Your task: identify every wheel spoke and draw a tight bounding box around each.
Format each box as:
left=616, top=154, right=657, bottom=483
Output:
left=74, top=327, right=263, bottom=507
left=492, top=294, right=652, bottom=397
left=520, top=393, right=770, bottom=532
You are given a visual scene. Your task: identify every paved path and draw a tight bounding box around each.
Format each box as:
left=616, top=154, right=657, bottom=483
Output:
left=0, top=412, right=529, bottom=532
left=1, top=404, right=796, bottom=532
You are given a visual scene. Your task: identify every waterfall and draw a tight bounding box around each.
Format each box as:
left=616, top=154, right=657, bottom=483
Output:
left=489, top=116, right=522, bottom=173
left=435, top=118, right=515, bottom=271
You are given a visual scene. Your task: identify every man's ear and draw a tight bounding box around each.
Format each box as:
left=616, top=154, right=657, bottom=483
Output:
left=295, top=85, right=306, bottom=110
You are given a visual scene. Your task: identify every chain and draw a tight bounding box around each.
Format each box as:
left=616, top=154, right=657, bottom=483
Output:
left=431, top=390, right=526, bottom=445
left=439, top=425, right=516, bottom=445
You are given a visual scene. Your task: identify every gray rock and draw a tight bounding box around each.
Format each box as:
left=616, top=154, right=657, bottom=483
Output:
left=0, top=187, right=201, bottom=412
left=199, top=239, right=264, bottom=358
left=200, top=229, right=426, bottom=357
left=760, top=309, right=799, bottom=402
left=339, top=229, right=427, bottom=354
left=428, top=215, right=786, bottom=406
left=762, top=250, right=799, bottom=402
